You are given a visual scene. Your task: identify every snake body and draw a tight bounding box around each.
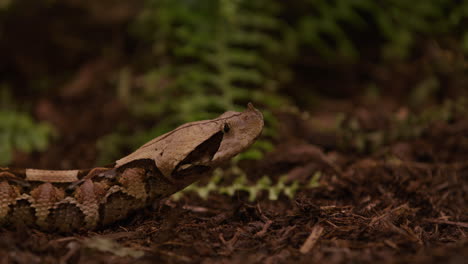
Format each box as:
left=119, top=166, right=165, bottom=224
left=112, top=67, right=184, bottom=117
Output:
left=0, top=104, right=263, bottom=232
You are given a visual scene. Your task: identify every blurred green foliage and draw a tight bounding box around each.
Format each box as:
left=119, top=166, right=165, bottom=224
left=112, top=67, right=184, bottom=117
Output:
left=0, top=87, right=53, bottom=165
left=0, top=0, right=11, bottom=10
left=1, top=0, right=467, bottom=168
left=0, top=111, right=52, bottom=165
left=0, top=85, right=53, bottom=165
left=338, top=98, right=468, bottom=153
left=131, top=0, right=295, bottom=116
left=0, top=110, right=52, bottom=165
left=297, top=0, right=468, bottom=60
left=98, top=0, right=294, bottom=163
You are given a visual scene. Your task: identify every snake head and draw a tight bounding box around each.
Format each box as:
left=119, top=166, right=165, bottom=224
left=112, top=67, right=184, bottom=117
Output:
left=116, top=103, right=264, bottom=186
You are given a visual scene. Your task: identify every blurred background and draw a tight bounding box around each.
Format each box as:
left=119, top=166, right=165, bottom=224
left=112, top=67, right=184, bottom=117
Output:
left=0, top=0, right=467, bottom=168
left=2, top=2, right=468, bottom=261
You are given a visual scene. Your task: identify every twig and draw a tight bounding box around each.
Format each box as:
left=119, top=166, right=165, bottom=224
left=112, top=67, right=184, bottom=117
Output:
left=255, top=220, right=273, bottom=237
left=299, top=224, right=324, bottom=254
left=425, top=219, right=468, bottom=228
left=182, top=205, right=210, bottom=213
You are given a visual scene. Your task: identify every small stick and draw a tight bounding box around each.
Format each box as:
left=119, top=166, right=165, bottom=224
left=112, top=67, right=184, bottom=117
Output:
left=425, top=219, right=468, bottom=228
left=255, top=220, right=273, bottom=237
left=299, top=224, right=324, bottom=254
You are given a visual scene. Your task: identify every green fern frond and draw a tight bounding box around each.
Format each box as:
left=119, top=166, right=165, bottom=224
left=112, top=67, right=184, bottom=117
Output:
left=0, top=110, right=53, bottom=165
left=297, top=0, right=468, bottom=60
left=99, top=0, right=296, bottom=163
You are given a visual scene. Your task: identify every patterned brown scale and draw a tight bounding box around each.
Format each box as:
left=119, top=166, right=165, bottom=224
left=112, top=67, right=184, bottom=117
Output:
left=0, top=177, right=20, bottom=223
left=99, top=168, right=149, bottom=226
left=0, top=104, right=264, bottom=232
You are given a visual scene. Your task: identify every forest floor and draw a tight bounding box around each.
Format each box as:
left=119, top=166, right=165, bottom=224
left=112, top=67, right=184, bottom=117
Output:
left=1, top=94, right=467, bottom=264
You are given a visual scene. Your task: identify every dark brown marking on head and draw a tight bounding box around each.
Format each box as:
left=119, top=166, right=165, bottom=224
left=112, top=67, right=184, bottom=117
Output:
left=171, top=131, right=223, bottom=180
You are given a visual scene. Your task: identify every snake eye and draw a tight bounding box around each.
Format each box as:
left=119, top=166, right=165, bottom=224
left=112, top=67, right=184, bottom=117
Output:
left=223, top=123, right=230, bottom=133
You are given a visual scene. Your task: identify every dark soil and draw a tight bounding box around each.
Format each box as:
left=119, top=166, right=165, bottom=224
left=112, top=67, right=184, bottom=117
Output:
left=1, top=95, right=467, bottom=264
